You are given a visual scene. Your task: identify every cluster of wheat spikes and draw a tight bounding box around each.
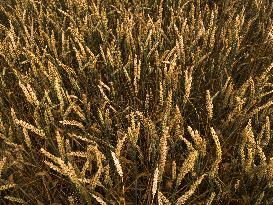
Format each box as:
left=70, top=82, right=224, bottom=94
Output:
left=0, top=0, right=272, bottom=204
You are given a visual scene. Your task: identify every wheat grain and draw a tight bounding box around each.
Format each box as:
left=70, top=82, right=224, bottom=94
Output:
left=111, top=151, right=123, bottom=178
left=22, top=127, right=32, bottom=148
left=206, top=192, right=216, bottom=205
left=176, top=149, right=198, bottom=188
left=97, top=108, right=105, bottom=127
left=250, top=101, right=273, bottom=117
left=92, top=194, right=107, bottom=205
left=264, top=116, right=271, bottom=146
left=226, top=96, right=245, bottom=124
left=68, top=133, right=93, bottom=143
left=53, top=131, right=65, bottom=161
left=206, top=90, right=213, bottom=119
left=68, top=196, right=75, bottom=205
left=162, top=90, right=172, bottom=128
left=172, top=160, right=177, bottom=181
left=111, top=150, right=125, bottom=204
left=159, top=126, right=169, bottom=181
left=176, top=174, right=206, bottom=205
left=0, top=113, right=4, bottom=133
left=103, top=164, right=113, bottom=186
left=19, top=81, right=34, bottom=105
left=209, top=11, right=216, bottom=49
left=73, top=105, right=86, bottom=121
left=115, top=133, right=127, bottom=159
left=133, top=54, right=141, bottom=94
left=54, top=78, right=64, bottom=112
left=183, top=67, right=193, bottom=104
left=255, top=144, right=267, bottom=179
left=63, top=102, right=75, bottom=119
left=59, top=120, right=84, bottom=129
left=256, top=145, right=267, bottom=165
left=152, top=165, right=159, bottom=202
left=98, top=83, right=110, bottom=102
left=158, top=191, right=171, bottom=205
left=159, top=82, right=164, bottom=107
left=0, top=157, right=6, bottom=178
left=267, top=157, right=273, bottom=180
left=80, top=160, right=90, bottom=178
left=4, top=196, right=25, bottom=204
left=234, top=179, right=240, bottom=190
left=0, top=183, right=16, bottom=191
left=135, top=111, right=158, bottom=140
left=238, top=77, right=253, bottom=97
left=15, top=119, right=45, bottom=138
left=26, top=83, right=39, bottom=106
left=254, top=191, right=264, bottom=205
left=172, top=105, right=184, bottom=137
left=174, top=24, right=185, bottom=66
left=244, top=120, right=256, bottom=174
left=43, top=159, right=62, bottom=174
left=180, top=137, right=194, bottom=151
left=145, top=92, right=150, bottom=111
left=67, top=151, right=88, bottom=158
left=210, top=127, right=222, bottom=177
left=104, top=108, right=112, bottom=128
left=258, top=62, right=273, bottom=85
left=223, top=80, right=234, bottom=107
left=187, top=126, right=206, bottom=157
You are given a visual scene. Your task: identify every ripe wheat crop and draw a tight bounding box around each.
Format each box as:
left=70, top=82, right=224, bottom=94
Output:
left=0, top=0, right=273, bottom=204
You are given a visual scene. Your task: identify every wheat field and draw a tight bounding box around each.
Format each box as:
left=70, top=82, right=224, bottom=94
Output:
left=0, top=0, right=273, bottom=204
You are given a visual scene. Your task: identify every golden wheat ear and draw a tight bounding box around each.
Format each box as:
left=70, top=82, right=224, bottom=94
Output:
left=176, top=174, right=207, bottom=205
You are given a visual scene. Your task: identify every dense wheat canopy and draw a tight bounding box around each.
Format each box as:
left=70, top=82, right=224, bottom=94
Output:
left=0, top=0, right=273, bottom=204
